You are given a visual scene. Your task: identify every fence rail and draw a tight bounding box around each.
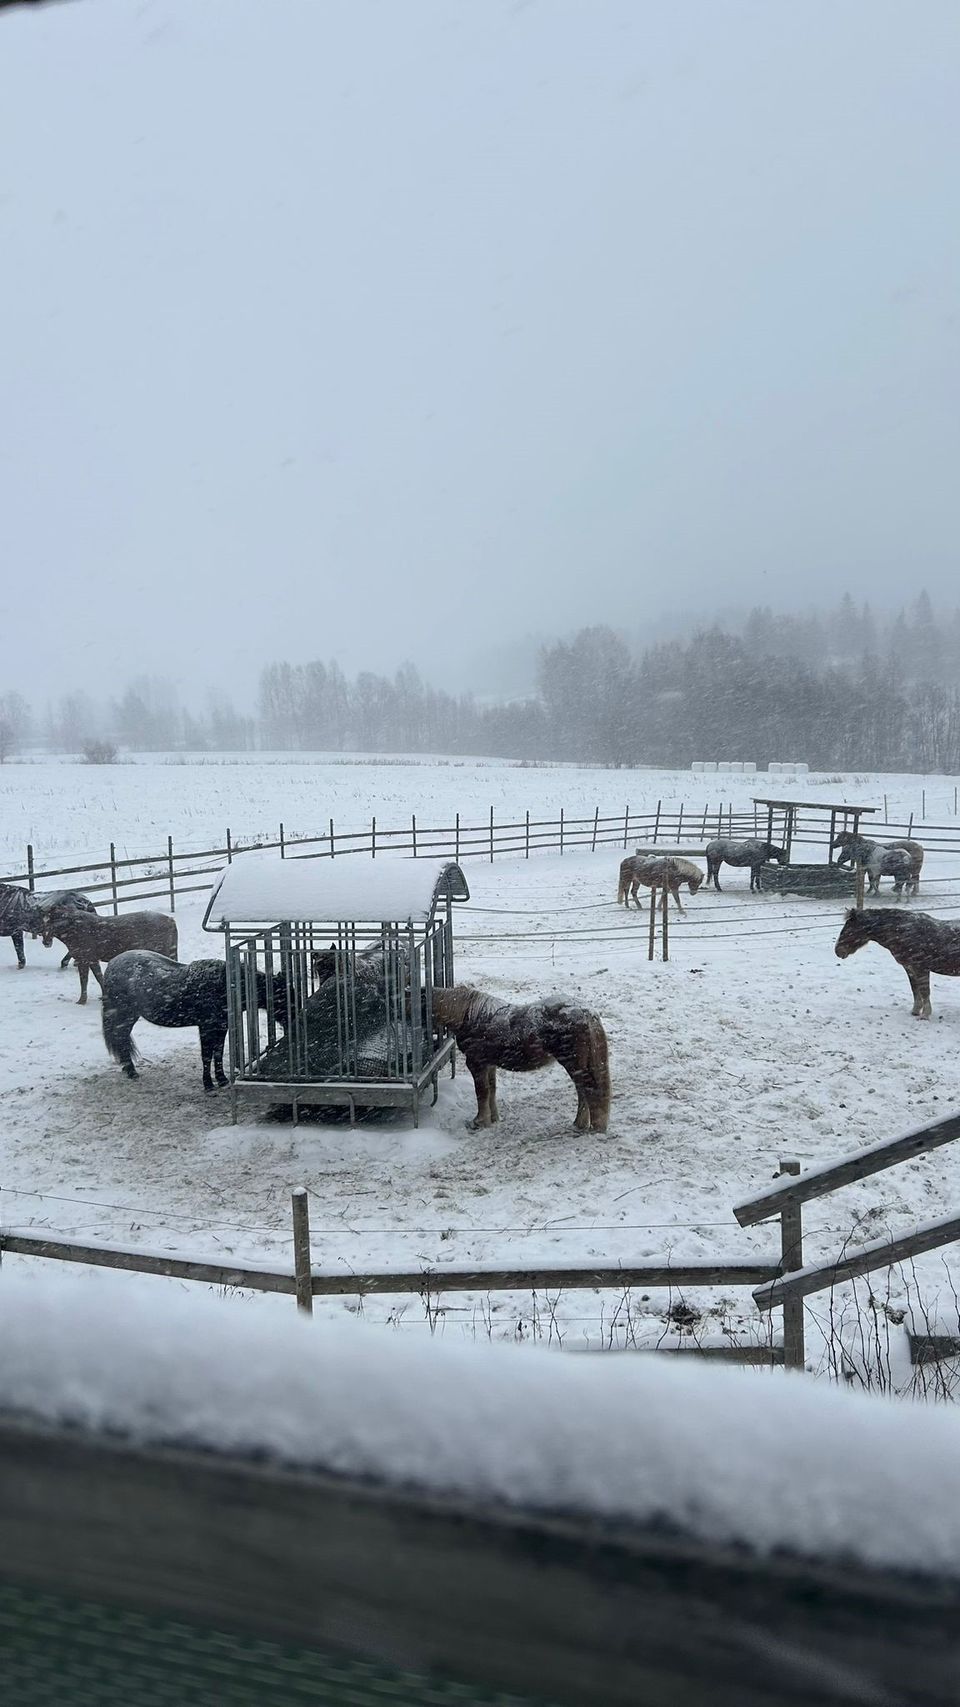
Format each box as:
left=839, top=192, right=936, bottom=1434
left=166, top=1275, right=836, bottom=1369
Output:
left=735, top=1115, right=960, bottom=1365
left=7, top=801, right=960, bottom=916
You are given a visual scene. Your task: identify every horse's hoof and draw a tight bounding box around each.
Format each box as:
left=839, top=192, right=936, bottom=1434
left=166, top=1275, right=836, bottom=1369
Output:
left=123, top=1068, right=139, bottom=1081
left=77, top=997, right=87, bottom=1006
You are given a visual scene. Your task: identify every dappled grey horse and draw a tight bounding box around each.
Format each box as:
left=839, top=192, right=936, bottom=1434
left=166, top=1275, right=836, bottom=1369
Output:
left=833, top=832, right=923, bottom=894
left=102, top=950, right=287, bottom=1091
left=705, top=839, right=787, bottom=892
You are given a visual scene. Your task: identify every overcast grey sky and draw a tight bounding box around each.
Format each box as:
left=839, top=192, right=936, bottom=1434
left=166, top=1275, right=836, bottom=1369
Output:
left=1, top=0, right=958, bottom=705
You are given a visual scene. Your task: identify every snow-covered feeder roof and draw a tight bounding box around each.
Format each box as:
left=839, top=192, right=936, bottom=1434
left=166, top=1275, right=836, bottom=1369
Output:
left=202, top=854, right=469, bottom=931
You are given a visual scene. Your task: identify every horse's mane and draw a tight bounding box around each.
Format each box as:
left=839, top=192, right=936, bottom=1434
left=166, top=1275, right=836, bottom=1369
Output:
left=435, top=983, right=502, bottom=1029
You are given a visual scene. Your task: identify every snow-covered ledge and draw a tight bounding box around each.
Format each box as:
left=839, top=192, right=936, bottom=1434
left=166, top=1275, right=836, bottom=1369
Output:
left=3, top=1267, right=960, bottom=1579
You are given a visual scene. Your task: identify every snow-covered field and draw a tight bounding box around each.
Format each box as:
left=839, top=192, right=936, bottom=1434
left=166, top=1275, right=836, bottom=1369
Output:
left=3, top=758, right=960, bottom=1372
left=0, top=752, right=955, bottom=868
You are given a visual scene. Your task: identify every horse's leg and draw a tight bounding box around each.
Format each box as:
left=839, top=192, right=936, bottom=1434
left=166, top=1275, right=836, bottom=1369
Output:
left=487, top=1066, right=499, bottom=1123
left=89, top=959, right=104, bottom=992
left=199, top=1030, right=214, bottom=1092
left=670, top=881, right=685, bottom=914
left=76, top=959, right=90, bottom=1004
left=213, top=1028, right=228, bottom=1088
left=915, top=970, right=932, bottom=1019
left=60, top=951, right=72, bottom=970
left=12, top=930, right=25, bottom=969
left=466, top=1058, right=493, bottom=1129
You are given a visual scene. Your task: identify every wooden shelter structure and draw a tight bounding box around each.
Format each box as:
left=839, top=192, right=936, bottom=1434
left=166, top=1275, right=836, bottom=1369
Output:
left=752, top=798, right=878, bottom=899
left=203, top=856, right=469, bottom=1125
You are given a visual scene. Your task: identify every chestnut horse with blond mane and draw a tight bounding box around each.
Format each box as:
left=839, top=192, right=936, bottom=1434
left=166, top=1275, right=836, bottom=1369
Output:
left=617, top=855, right=703, bottom=913
left=431, top=984, right=610, bottom=1133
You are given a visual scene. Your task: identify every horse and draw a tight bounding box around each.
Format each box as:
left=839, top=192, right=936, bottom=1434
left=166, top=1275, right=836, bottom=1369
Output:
left=431, top=984, right=610, bottom=1133
left=864, top=846, right=913, bottom=897
left=0, top=883, right=96, bottom=970
left=101, top=950, right=287, bottom=1090
left=617, top=855, right=703, bottom=913
left=705, top=839, right=787, bottom=892
left=42, top=906, right=178, bottom=1004
left=834, top=907, right=960, bottom=1018
left=833, top=832, right=923, bottom=894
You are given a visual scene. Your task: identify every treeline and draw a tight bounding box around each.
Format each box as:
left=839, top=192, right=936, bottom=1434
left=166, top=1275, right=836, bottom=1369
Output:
left=3, top=592, right=960, bottom=771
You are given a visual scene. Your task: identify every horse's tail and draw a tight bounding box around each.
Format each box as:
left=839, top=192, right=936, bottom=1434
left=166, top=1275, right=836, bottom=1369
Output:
left=616, top=861, right=630, bottom=904
left=102, top=996, right=140, bottom=1072
left=583, top=1011, right=610, bottom=1133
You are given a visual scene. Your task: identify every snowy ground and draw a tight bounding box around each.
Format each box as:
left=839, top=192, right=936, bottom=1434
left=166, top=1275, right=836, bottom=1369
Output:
left=1, top=752, right=956, bottom=868
left=2, top=760, right=960, bottom=1372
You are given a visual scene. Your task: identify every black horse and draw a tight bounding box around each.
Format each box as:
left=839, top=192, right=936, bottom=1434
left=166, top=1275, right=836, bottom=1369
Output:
left=835, top=907, right=960, bottom=1019
left=0, top=883, right=96, bottom=970
left=705, top=839, right=787, bottom=892
left=101, top=950, right=287, bottom=1091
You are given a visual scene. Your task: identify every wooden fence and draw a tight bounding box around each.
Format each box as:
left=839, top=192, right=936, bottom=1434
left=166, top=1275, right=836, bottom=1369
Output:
left=5, top=1113, right=960, bottom=1369
left=2, top=1187, right=783, bottom=1362
left=735, top=1112, right=960, bottom=1368
left=7, top=801, right=960, bottom=916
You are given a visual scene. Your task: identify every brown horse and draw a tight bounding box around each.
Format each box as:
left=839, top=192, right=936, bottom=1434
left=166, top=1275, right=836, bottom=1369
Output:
left=42, top=906, right=179, bottom=1004
left=431, top=984, right=610, bottom=1133
left=834, top=907, right=960, bottom=1018
left=617, top=855, right=703, bottom=913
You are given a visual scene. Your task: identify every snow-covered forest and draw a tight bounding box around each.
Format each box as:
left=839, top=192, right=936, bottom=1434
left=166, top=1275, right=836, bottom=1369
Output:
left=3, top=592, right=960, bottom=769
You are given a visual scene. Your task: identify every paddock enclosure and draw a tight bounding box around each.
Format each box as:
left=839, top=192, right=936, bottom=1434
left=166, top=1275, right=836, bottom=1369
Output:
left=203, top=856, right=469, bottom=1125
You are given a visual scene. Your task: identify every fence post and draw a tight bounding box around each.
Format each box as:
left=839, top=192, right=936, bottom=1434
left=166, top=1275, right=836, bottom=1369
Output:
left=109, top=843, right=118, bottom=916
left=167, top=836, right=175, bottom=913
left=525, top=809, right=530, bottom=859
left=591, top=806, right=599, bottom=852
left=455, top=812, right=460, bottom=862
left=226, top=829, right=233, bottom=865
left=559, top=807, right=564, bottom=856
left=412, top=813, right=418, bottom=858
left=883, top=792, right=888, bottom=821
left=922, top=789, right=926, bottom=820
left=908, top=811, right=914, bottom=837
left=329, top=817, right=335, bottom=858
left=661, top=879, right=669, bottom=962
left=623, top=805, right=629, bottom=848
left=291, top=1188, right=313, bottom=1315
left=489, top=805, right=494, bottom=864
left=26, top=844, right=34, bottom=893
left=778, top=1159, right=804, bottom=1371
left=647, top=886, right=658, bottom=961
left=371, top=815, right=376, bottom=860
left=280, top=821, right=285, bottom=859
left=855, top=860, right=866, bottom=909
left=653, top=799, right=661, bottom=843
left=677, top=803, right=683, bottom=842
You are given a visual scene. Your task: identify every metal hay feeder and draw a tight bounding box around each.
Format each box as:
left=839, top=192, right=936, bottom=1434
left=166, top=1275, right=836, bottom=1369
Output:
left=203, top=856, right=469, bottom=1125
left=752, top=796, right=878, bottom=899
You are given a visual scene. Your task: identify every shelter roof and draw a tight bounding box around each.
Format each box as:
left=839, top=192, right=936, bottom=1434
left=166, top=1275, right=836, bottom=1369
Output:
left=203, top=855, right=469, bottom=930
left=752, top=798, right=877, bottom=814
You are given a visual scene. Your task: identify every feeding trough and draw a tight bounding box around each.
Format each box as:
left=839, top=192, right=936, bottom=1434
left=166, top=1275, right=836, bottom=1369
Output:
left=203, top=855, right=469, bottom=1125
left=753, top=797, right=877, bottom=900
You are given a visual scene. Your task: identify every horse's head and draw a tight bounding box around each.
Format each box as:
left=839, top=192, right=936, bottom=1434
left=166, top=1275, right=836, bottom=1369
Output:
left=769, top=844, right=788, bottom=865
left=311, top=942, right=338, bottom=983
left=834, top=908, right=869, bottom=959
left=687, top=872, right=704, bottom=894
left=832, top=832, right=853, bottom=850
left=40, top=905, right=70, bottom=948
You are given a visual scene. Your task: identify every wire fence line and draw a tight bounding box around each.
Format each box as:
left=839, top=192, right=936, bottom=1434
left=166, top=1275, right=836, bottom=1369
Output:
left=6, top=800, right=960, bottom=917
